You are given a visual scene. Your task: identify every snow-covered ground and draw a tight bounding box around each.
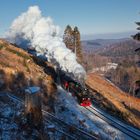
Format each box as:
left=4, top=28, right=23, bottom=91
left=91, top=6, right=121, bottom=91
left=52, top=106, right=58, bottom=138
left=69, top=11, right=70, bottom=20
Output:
left=0, top=87, right=139, bottom=140
left=55, top=86, right=134, bottom=140
left=92, top=63, right=118, bottom=73
left=0, top=93, right=23, bottom=139
left=0, top=93, right=73, bottom=140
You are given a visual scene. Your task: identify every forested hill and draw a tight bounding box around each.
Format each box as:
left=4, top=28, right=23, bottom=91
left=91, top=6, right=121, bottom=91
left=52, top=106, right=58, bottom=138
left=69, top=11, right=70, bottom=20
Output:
left=82, top=38, right=140, bottom=57
left=95, top=39, right=140, bottom=57
left=82, top=38, right=130, bottom=53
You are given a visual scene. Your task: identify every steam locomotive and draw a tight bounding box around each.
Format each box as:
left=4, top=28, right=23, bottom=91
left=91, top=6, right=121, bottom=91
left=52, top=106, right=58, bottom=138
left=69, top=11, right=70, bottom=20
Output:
left=26, top=48, right=91, bottom=106
left=59, top=70, right=91, bottom=107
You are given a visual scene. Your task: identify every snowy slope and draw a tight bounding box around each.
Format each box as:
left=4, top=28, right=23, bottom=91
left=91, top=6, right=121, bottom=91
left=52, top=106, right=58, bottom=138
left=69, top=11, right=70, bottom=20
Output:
left=0, top=93, right=76, bottom=140
left=0, top=87, right=137, bottom=140
left=55, top=86, right=134, bottom=140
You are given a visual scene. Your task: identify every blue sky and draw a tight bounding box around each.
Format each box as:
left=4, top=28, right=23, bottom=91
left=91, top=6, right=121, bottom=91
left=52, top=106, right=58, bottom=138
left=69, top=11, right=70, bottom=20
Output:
left=0, top=0, right=140, bottom=39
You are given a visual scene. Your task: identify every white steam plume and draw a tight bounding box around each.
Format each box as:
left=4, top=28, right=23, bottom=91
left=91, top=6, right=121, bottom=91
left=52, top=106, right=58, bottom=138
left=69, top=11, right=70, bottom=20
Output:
left=5, top=6, right=86, bottom=82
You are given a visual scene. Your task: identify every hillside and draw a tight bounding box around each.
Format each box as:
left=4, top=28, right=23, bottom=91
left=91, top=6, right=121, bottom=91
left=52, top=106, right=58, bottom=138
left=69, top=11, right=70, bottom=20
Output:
left=86, top=73, right=140, bottom=129
left=82, top=38, right=140, bottom=63
left=96, top=39, right=140, bottom=58
left=82, top=38, right=140, bottom=94
left=0, top=39, right=131, bottom=140
left=0, top=39, right=57, bottom=110
left=82, top=38, right=130, bottom=53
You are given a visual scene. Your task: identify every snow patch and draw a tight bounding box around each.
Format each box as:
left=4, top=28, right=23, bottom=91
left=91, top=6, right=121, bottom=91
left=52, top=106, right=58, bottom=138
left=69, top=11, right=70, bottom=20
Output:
left=55, top=86, right=133, bottom=140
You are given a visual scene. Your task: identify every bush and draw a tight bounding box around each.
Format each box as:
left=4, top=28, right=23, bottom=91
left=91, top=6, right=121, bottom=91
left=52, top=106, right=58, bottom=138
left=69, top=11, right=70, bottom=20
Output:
left=0, top=45, right=4, bottom=50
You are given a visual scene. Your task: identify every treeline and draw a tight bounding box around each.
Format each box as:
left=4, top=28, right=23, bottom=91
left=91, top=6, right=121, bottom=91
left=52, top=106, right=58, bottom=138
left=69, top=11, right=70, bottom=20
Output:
left=98, top=40, right=140, bottom=58
left=105, top=61, right=140, bottom=93
left=82, top=53, right=111, bottom=72
left=106, top=21, right=140, bottom=95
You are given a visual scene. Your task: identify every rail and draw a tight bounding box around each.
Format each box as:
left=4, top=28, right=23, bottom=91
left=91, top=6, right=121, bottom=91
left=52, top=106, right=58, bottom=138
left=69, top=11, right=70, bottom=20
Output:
left=7, top=93, right=98, bottom=140
left=85, top=105, right=140, bottom=140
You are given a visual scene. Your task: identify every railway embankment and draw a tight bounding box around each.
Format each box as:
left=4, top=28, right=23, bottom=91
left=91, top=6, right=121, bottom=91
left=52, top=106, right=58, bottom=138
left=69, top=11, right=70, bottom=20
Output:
left=86, top=73, right=140, bottom=129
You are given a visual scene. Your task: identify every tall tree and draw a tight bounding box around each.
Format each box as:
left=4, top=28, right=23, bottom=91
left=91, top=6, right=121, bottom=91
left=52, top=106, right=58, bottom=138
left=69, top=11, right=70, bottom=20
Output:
left=73, top=26, right=83, bottom=63
left=63, top=25, right=74, bottom=51
left=63, top=25, right=83, bottom=63
left=132, top=22, right=140, bottom=42
left=132, top=19, right=140, bottom=97
left=132, top=21, right=140, bottom=56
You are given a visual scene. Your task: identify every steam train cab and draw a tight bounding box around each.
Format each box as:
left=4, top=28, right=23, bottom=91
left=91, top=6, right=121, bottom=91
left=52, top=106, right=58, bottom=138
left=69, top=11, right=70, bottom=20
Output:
left=59, top=71, right=91, bottom=107
left=65, top=81, right=91, bottom=107
left=75, top=87, right=91, bottom=107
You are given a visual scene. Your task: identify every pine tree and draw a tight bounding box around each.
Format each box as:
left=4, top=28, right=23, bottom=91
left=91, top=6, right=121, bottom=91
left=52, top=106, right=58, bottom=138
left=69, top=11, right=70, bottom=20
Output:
left=132, top=19, right=140, bottom=97
left=132, top=21, right=140, bottom=55
left=133, top=22, right=140, bottom=41
left=63, top=25, right=74, bottom=51
left=73, top=26, right=83, bottom=63
left=63, top=25, right=83, bottom=63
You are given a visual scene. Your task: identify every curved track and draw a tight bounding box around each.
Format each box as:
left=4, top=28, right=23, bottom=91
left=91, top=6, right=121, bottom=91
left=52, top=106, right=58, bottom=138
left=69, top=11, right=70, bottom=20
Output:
left=85, top=105, right=140, bottom=140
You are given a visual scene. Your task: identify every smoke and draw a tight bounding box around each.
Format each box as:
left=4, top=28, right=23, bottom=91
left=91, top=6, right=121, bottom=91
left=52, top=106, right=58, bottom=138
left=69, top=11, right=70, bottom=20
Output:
left=5, top=6, right=86, bottom=82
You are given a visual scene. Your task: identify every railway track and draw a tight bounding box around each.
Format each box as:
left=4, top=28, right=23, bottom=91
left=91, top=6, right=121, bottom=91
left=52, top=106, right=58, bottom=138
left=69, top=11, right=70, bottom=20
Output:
left=44, top=118, right=77, bottom=140
left=7, top=93, right=98, bottom=140
left=86, top=84, right=140, bottom=139
left=85, top=105, right=140, bottom=140
left=7, top=92, right=140, bottom=139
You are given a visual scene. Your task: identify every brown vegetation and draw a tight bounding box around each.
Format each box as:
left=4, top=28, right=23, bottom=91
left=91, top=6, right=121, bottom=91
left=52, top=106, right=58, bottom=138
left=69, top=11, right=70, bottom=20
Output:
left=82, top=52, right=111, bottom=72
left=86, top=73, right=140, bottom=129
left=0, top=39, right=57, bottom=111
left=105, top=59, right=140, bottom=93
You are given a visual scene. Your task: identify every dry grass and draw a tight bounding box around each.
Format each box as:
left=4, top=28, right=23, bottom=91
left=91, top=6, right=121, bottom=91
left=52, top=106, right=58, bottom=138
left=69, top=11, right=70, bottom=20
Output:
left=86, top=73, right=140, bottom=129
left=0, top=39, right=57, bottom=111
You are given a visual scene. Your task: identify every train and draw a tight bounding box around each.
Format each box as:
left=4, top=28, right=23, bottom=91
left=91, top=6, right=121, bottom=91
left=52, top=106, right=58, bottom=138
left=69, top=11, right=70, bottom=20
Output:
left=59, top=70, right=91, bottom=107
left=27, top=48, right=91, bottom=107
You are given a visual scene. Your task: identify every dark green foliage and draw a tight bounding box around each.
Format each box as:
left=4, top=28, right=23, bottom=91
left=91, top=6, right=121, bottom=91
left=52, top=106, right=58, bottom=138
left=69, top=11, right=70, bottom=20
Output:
left=132, top=21, right=140, bottom=41
left=132, top=20, right=140, bottom=53
left=0, top=45, right=4, bottom=50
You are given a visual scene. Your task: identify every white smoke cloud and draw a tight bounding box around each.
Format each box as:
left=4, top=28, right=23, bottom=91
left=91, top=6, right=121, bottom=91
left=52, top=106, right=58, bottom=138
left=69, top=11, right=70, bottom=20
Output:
left=5, top=6, right=86, bottom=82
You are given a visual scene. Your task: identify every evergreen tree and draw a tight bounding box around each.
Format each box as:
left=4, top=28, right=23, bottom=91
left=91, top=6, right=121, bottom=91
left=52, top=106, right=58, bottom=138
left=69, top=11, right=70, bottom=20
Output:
left=132, top=19, right=140, bottom=97
left=132, top=22, right=140, bottom=41
left=63, top=25, right=83, bottom=63
left=132, top=21, right=140, bottom=55
left=63, top=25, right=74, bottom=51
left=73, top=26, right=83, bottom=63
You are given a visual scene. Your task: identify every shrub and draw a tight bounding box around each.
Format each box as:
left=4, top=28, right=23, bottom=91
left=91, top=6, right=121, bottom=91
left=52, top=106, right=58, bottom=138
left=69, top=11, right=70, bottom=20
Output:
left=0, top=45, right=4, bottom=50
